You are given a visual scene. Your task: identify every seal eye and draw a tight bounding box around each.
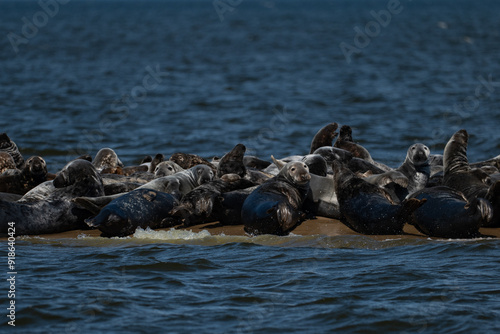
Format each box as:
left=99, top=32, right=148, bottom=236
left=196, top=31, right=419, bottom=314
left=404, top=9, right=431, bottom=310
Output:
left=291, top=167, right=296, bottom=172
left=168, top=167, right=173, bottom=171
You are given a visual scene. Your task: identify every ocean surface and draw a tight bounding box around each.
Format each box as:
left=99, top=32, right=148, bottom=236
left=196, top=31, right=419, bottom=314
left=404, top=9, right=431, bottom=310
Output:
left=1, top=0, right=500, bottom=332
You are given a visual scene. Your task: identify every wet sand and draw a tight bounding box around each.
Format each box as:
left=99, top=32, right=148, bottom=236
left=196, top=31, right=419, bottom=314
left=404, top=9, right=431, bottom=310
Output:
left=11, top=217, right=500, bottom=240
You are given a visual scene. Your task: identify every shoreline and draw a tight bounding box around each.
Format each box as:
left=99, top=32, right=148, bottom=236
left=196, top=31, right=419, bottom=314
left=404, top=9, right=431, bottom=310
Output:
left=6, top=217, right=500, bottom=241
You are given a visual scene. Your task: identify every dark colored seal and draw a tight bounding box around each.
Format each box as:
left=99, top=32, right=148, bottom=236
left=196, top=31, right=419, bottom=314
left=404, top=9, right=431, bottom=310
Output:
left=169, top=174, right=255, bottom=227
left=333, top=162, right=426, bottom=235
left=0, top=156, right=48, bottom=195
left=86, top=188, right=178, bottom=237
left=243, top=156, right=271, bottom=170
left=309, top=122, right=338, bottom=154
left=0, top=133, right=24, bottom=169
left=408, top=186, right=492, bottom=238
left=0, top=159, right=104, bottom=235
left=333, top=125, right=391, bottom=171
left=217, top=144, right=247, bottom=178
left=443, top=129, right=500, bottom=226
left=301, top=154, right=328, bottom=177
left=242, top=161, right=311, bottom=236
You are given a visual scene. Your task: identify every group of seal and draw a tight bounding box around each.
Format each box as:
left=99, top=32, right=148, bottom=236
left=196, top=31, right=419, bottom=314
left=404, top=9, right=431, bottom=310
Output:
left=1, top=125, right=499, bottom=239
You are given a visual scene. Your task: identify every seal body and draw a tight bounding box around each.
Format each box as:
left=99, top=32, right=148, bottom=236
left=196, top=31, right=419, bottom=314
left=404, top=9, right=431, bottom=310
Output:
left=443, top=129, right=500, bottom=226
left=309, top=122, right=338, bottom=154
left=0, top=156, right=48, bottom=195
left=86, top=188, right=178, bottom=237
left=334, top=162, right=426, bottom=235
left=242, top=161, right=311, bottom=235
left=408, top=186, right=492, bottom=238
left=92, top=148, right=124, bottom=173
left=0, top=160, right=104, bottom=235
left=0, top=133, right=24, bottom=169
left=394, top=143, right=431, bottom=200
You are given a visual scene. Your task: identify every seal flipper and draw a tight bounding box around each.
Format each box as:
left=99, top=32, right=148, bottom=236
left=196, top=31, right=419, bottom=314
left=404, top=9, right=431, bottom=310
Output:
left=396, top=198, right=427, bottom=224
left=484, top=180, right=500, bottom=227
left=444, top=129, right=470, bottom=175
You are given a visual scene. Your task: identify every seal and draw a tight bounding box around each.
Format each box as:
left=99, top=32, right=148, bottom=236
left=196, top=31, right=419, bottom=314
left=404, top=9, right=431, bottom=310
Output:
left=272, top=156, right=340, bottom=219
left=309, top=122, right=338, bottom=154
left=217, top=144, right=247, bottom=178
left=154, top=161, right=184, bottom=177
left=169, top=174, right=255, bottom=227
left=170, top=152, right=217, bottom=172
left=443, top=129, right=500, bottom=226
left=301, top=154, right=328, bottom=177
left=85, top=188, right=178, bottom=237
left=408, top=186, right=492, bottom=238
left=148, top=153, right=164, bottom=173
left=73, top=164, right=215, bottom=213
left=241, top=161, right=311, bottom=236
left=92, top=148, right=124, bottom=173
left=243, top=156, right=271, bottom=170
left=333, top=125, right=391, bottom=171
left=0, top=156, right=48, bottom=195
left=333, top=161, right=426, bottom=235
left=392, top=143, right=431, bottom=200
left=0, top=152, right=16, bottom=174
left=0, top=159, right=104, bottom=235
left=0, top=133, right=24, bottom=169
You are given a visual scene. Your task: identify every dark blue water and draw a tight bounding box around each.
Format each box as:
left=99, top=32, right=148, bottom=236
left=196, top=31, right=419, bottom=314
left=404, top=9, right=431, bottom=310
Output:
left=1, top=0, right=500, bottom=332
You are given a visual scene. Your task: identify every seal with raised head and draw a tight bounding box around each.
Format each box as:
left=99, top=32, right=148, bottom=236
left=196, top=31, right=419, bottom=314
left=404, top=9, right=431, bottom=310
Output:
left=309, top=122, right=338, bottom=154
left=0, top=152, right=16, bottom=174
left=397, top=144, right=430, bottom=192
left=0, top=159, right=104, bottom=235
left=217, top=144, right=247, bottom=178
left=86, top=188, right=178, bottom=237
left=241, top=161, right=311, bottom=236
left=0, top=156, right=48, bottom=195
left=408, top=186, right=492, bottom=238
left=443, top=129, right=500, bottom=227
left=154, top=161, right=184, bottom=177
left=333, top=161, right=426, bottom=235
left=0, top=133, right=24, bottom=169
left=92, top=148, right=124, bottom=173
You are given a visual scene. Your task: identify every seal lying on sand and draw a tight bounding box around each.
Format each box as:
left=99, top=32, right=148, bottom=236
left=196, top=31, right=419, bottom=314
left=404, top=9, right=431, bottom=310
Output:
left=86, top=188, right=178, bottom=237
left=0, top=133, right=24, bottom=169
left=73, top=165, right=214, bottom=213
left=0, top=156, right=48, bottom=195
left=242, top=161, right=311, bottom=236
left=0, top=159, right=104, bottom=235
left=408, top=186, right=492, bottom=238
left=334, top=162, right=426, bottom=235
left=443, top=129, right=500, bottom=227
